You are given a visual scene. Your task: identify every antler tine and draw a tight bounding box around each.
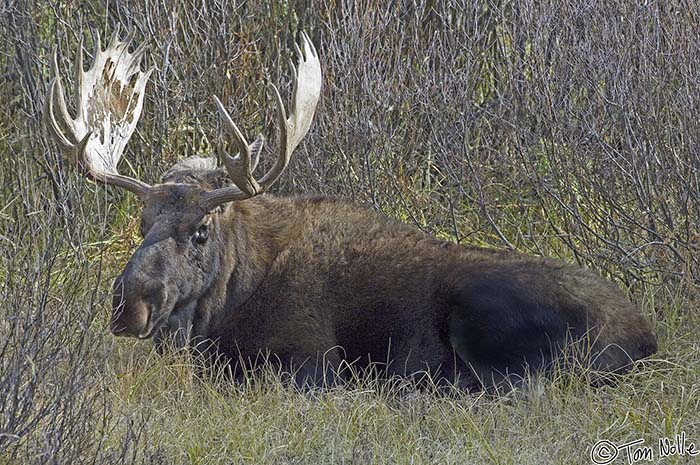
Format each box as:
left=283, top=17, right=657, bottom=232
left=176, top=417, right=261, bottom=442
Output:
left=109, top=24, right=122, bottom=49
left=74, top=37, right=84, bottom=119
left=259, top=83, right=290, bottom=188
left=48, top=50, right=78, bottom=145
left=43, top=28, right=153, bottom=197
left=131, top=39, right=150, bottom=67
left=212, top=95, right=250, bottom=158
left=212, top=95, right=261, bottom=197
left=201, top=32, right=322, bottom=211
left=93, top=29, right=102, bottom=54
left=124, top=29, right=137, bottom=47
left=44, top=80, right=75, bottom=153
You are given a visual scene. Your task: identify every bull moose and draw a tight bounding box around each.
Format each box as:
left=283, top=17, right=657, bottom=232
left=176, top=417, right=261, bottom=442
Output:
left=43, top=29, right=657, bottom=389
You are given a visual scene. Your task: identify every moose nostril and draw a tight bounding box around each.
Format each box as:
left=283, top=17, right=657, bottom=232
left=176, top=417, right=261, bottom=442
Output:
left=110, top=292, right=152, bottom=337
left=110, top=275, right=167, bottom=338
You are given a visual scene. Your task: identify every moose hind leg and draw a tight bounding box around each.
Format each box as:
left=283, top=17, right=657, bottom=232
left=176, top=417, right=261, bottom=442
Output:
left=448, top=274, right=572, bottom=388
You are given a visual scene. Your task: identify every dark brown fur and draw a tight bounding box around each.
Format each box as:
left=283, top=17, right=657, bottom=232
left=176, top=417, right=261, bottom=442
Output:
left=111, top=163, right=657, bottom=389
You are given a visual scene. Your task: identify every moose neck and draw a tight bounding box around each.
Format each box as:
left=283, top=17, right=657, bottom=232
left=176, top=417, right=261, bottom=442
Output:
left=204, top=195, right=300, bottom=328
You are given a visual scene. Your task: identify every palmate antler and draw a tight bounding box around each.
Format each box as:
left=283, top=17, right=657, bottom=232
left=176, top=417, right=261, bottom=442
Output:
left=200, top=32, right=322, bottom=210
left=44, top=26, right=154, bottom=196
left=44, top=29, right=322, bottom=209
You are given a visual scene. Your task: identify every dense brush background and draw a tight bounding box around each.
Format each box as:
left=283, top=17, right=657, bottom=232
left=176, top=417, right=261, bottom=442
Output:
left=1, top=0, right=699, bottom=463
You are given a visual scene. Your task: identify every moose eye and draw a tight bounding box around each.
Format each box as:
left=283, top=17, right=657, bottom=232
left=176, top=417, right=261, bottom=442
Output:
left=193, top=224, right=209, bottom=244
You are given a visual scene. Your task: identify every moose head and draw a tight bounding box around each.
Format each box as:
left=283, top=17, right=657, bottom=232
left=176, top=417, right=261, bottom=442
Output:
left=44, top=28, right=322, bottom=342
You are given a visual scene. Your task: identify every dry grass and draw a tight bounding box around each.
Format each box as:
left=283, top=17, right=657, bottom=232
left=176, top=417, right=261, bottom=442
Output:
left=98, top=331, right=698, bottom=465
left=1, top=1, right=699, bottom=464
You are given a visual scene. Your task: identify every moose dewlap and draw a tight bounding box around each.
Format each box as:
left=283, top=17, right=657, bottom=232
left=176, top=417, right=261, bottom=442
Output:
left=43, top=29, right=656, bottom=389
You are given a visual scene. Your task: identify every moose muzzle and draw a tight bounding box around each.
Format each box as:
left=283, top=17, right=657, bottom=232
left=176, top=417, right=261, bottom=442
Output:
left=110, top=229, right=180, bottom=338
left=111, top=268, right=170, bottom=338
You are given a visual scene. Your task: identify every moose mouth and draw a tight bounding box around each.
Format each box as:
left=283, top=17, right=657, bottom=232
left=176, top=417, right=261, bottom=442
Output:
left=137, top=305, right=174, bottom=339
left=111, top=280, right=181, bottom=339
left=112, top=301, right=174, bottom=339
left=137, top=314, right=163, bottom=339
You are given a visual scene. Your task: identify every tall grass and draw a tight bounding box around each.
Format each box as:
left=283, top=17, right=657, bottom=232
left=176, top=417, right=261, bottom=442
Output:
left=1, top=0, right=698, bottom=463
